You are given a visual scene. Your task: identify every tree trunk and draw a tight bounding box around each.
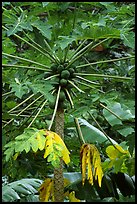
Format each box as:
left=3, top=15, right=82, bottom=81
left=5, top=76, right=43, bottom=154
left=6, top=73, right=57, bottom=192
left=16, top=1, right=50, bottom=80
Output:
left=54, top=107, right=64, bottom=202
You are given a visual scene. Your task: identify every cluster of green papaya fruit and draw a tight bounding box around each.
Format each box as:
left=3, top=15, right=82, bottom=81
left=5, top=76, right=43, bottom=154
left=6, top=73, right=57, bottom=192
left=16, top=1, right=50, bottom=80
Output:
left=48, top=62, right=77, bottom=109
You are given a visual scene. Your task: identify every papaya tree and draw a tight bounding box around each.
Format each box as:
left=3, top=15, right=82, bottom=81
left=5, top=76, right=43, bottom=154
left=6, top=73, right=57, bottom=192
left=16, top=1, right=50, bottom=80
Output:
left=2, top=2, right=135, bottom=202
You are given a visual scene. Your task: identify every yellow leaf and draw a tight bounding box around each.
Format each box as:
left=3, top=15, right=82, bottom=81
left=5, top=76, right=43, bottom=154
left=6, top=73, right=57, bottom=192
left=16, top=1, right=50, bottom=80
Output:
left=80, top=143, right=103, bottom=187
left=43, top=135, right=53, bottom=159
left=13, top=152, right=19, bottom=160
left=45, top=130, right=70, bottom=165
left=36, top=132, right=46, bottom=150
left=106, top=144, right=130, bottom=160
left=69, top=191, right=80, bottom=202
left=39, top=178, right=54, bottom=202
left=80, top=144, right=88, bottom=185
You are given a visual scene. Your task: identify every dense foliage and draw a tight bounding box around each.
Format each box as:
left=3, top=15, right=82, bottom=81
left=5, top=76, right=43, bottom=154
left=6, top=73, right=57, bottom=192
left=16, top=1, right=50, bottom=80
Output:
left=2, top=2, right=135, bottom=202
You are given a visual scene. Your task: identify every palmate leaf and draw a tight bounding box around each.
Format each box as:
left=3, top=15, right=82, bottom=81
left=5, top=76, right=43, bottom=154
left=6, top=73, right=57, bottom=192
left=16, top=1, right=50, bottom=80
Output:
left=4, top=129, right=70, bottom=168
left=44, top=130, right=70, bottom=167
left=2, top=178, right=42, bottom=202
left=4, top=128, right=46, bottom=161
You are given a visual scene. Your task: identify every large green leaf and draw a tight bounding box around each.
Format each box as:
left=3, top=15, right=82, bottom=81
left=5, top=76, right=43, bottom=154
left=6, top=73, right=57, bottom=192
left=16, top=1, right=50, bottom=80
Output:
left=78, top=118, right=117, bottom=145
left=4, top=128, right=46, bottom=161
left=102, top=102, right=134, bottom=126
left=2, top=178, right=42, bottom=202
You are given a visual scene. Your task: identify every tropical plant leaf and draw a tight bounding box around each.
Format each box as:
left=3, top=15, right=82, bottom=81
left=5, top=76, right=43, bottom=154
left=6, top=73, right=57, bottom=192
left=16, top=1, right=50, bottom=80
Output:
left=78, top=118, right=117, bottom=145
left=38, top=178, right=54, bottom=202
left=2, top=178, right=42, bottom=202
left=80, top=143, right=103, bottom=187
left=4, top=128, right=46, bottom=161
left=103, top=144, right=130, bottom=173
left=102, top=102, right=134, bottom=126
left=44, top=130, right=70, bottom=167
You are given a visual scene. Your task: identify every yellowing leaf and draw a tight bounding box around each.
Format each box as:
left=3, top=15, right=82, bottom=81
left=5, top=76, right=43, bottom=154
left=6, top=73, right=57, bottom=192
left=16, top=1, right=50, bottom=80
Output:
left=39, top=178, right=54, bottom=202
left=80, top=143, right=103, bottom=187
left=106, top=144, right=130, bottom=160
left=69, top=191, right=80, bottom=202
left=44, top=130, right=70, bottom=165
left=44, top=135, right=54, bottom=159
left=13, top=152, right=19, bottom=160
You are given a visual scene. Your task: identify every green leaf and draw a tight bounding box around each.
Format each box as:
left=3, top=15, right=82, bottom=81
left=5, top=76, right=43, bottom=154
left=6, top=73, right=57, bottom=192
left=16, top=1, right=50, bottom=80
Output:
left=57, top=36, right=76, bottom=50
left=10, top=82, right=29, bottom=99
left=29, top=81, right=54, bottom=102
left=78, top=118, right=117, bottom=145
left=121, top=32, right=135, bottom=49
left=2, top=178, right=42, bottom=202
left=117, top=127, right=134, bottom=137
left=7, top=11, right=33, bottom=36
left=32, top=20, right=52, bottom=40
left=103, top=102, right=134, bottom=126
left=4, top=128, right=47, bottom=161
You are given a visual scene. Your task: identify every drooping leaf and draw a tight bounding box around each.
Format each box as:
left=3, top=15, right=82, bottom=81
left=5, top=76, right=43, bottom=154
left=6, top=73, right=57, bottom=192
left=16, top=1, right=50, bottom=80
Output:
left=39, top=178, right=54, bottom=202
left=80, top=143, right=103, bottom=187
left=44, top=130, right=70, bottom=167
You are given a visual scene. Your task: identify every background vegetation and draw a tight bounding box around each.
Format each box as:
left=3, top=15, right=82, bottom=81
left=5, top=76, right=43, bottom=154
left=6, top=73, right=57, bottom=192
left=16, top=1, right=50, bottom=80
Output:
left=2, top=2, right=135, bottom=202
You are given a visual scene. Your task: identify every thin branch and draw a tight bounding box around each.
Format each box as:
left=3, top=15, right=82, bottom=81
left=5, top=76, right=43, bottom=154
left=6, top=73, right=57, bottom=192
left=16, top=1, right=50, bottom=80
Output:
left=87, top=111, right=118, bottom=148
left=68, top=80, right=85, bottom=93
left=2, top=64, right=50, bottom=71
left=64, top=88, right=74, bottom=109
left=2, top=52, right=50, bottom=69
left=77, top=73, right=132, bottom=80
left=76, top=56, right=135, bottom=68
left=8, top=94, right=35, bottom=113
left=100, top=103, right=122, bottom=121
left=76, top=75, right=100, bottom=85
left=28, top=99, right=48, bottom=128
left=74, top=118, right=85, bottom=144
left=3, top=25, right=55, bottom=62
left=48, top=86, right=61, bottom=130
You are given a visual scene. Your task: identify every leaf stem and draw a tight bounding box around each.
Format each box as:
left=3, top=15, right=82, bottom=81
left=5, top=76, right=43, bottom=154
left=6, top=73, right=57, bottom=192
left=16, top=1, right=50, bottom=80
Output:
left=68, top=80, right=85, bottom=93
left=28, top=99, right=48, bottom=128
left=8, top=93, right=35, bottom=113
left=48, top=86, right=61, bottom=130
left=73, top=79, right=104, bottom=93
left=45, top=74, right=59, bottom=81
left=3, top=25, right=55, bottom=62
left=100, top=103, right=122, bottom=121
left=64, top=88, right=74, bottom=108
left=68, top=38, right=109, bottom=67
left=76, top=75, right=100, bottom=85
left=77, top=73, right=132, bottom=80
left=77, top=56, right=135, bottom=68
left=2, top=52, right=50, bottom=69
left=23, top=31, right=58, bottom=63
left=2, top=64, right=50, bottom=71
left=74, top=118, right=85, bottom=144
left=3, top=94, right=44, bottom=128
